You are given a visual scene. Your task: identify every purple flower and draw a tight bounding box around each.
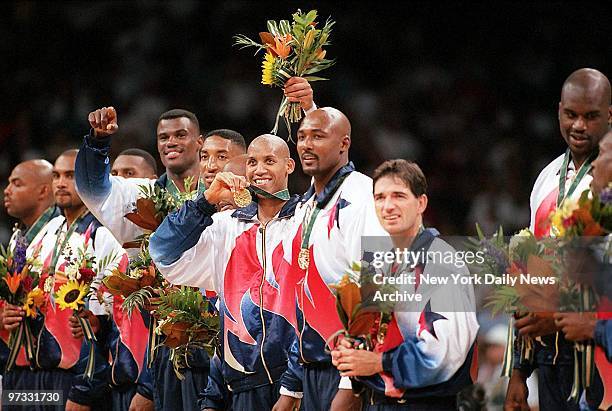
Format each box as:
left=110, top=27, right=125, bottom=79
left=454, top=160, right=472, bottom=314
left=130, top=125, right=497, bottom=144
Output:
left=12, top=234, right=28, bottom=274
left=600, top=187, right=612, bottom=205
left=479, top=239, right=509, bottom=274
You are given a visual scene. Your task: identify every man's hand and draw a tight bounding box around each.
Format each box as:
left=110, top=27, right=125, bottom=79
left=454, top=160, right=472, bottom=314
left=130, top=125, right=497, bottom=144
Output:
left=2, top=303, right=24, bottom=331
left=65, top=400, right=91, bottom=411
left=128, top=393, right=154, bottom=411
left=204, top=172, right=248, bottom=205
left=284, top=77, right=314, bottom=112
left=504, top=371, right=530, bottom=411
left=554, top=312, right=597, bottom=341
left=69, top=310, right=100, bottom=339
left=515, top=313, right=558, bottom=338
left=330, top=389, right=361, bottom=411
left=332, top=337, right=383, bottom=377
left=88, top=106, right=119, bottom=138
left=272, top=395, right=301, bottom=411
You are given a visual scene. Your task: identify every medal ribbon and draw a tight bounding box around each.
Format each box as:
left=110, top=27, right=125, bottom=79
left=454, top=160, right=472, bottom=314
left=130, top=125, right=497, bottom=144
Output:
left=250, top=186, right=290, bottom=201
left=557, top=148, right=594, bottom=207
left=49, top=212, right=88, bottom=275
left=24, top=206, right=57, bottom=244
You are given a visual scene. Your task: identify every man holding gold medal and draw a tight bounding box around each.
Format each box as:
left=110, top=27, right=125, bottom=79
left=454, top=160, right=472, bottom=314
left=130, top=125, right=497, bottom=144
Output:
left=149, top=133, right=306, bottom=410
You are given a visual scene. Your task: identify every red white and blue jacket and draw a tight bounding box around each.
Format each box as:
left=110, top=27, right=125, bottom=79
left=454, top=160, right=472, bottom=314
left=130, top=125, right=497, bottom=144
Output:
left=358, top=228, right=479, bottom=400
left=149, top=195, right=304, bottom=393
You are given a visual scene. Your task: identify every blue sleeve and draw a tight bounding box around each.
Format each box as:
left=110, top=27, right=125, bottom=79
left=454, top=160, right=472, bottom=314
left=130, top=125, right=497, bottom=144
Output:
left=67, top=315, right=112, bottom=405
left=149, top=195, right=217, bottom=266
left=136, top=359, right=154, bottom=401
left=511, top=325, right=535, bottom=377
left=594, top=320, right=612, bottom=362
left=75, top=131, right=113, bottom=203
left=280, top=338, right=303, bottom=392
left=198, top=354, right=230, bottom=410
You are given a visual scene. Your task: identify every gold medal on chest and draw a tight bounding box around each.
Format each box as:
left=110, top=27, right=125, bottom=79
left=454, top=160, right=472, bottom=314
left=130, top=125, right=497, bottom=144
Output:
left=298, top=248, right=310, bottom=270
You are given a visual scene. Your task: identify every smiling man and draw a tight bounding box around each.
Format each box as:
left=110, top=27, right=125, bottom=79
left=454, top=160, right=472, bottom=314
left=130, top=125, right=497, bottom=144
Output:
left=150, top=134, right=305, bottom=410
left=200, top=129, right=246, bottom=188
left=331, top=159, right=479, bottom=410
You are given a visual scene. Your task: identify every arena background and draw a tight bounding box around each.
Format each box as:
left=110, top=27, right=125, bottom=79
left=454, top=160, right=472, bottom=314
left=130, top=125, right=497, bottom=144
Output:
left=1, top=2, right=611, bottom=408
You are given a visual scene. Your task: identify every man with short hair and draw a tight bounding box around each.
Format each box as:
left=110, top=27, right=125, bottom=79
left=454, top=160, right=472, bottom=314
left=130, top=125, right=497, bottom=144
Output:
left=506, top=68, right=611, bottom=411
left=331, top=159, right=479, bottom=410
left=3, top=150, right=126, bottom=411
left=150, top=134, right=305, bottom=410
left=3, top=159, right=57, bottom=239
left=75, top=106, right=210, bottom=411
left=200, top=129, right=247, bottom=188
left=274, top=107, right=388, bottom=411
left=111, top=148, right=158, bottom=179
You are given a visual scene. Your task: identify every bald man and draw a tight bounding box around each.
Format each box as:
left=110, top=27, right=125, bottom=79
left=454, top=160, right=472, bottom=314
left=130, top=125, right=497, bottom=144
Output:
left=271, top=107, right=387, bottom=411
left=506, top=69, right=611, bottom=411
left=3, top=159, right=58, bottom=243
left=150, top=134, right=305, bottom=410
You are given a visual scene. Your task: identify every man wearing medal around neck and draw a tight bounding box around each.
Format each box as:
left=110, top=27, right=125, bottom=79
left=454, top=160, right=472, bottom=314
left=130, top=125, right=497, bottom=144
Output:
left=270, top=107, right=388, bottom=411
left=149, top=134, right=308, bottom=410
left=505, top=69, right=612, bottom=411
left=3, top=149, right=127, bottom=411
left=76, top=107, right=214, bottom=411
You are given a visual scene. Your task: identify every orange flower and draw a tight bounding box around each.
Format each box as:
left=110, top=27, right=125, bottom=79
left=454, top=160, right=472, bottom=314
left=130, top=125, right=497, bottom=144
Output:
left=4, top=272, right=21, bottom=294
left=258, top=32, right=292, bottom=59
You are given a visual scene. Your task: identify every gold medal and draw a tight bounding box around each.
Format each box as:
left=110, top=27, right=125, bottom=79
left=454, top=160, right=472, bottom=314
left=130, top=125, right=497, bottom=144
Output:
left=233, top=189, right=252, bottom=208
left=298, top=248, right=310, bottom=270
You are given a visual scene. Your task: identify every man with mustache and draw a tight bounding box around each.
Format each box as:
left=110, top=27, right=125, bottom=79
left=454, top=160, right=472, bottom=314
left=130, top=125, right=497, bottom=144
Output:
left=150, top=134, right=305, bottom=410
left=3, top=150, right=126, bottom=411
left=505, top=68, right=611, bottom=411
left=1, top=159, right=59, bottom=370
left=272, top=107, right=387, bottom=411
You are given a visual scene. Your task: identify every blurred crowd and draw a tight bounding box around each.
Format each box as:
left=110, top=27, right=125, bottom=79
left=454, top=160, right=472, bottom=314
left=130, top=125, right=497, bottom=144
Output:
left=1, top=3, right=611, bottom=408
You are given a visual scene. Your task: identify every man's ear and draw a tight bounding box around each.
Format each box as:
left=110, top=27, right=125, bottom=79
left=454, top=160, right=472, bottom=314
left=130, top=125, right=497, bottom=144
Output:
left=287, top=158, right=295, bottom=175
left=417, top=194, right=428, bottom=214
left=340, top=135, right=351, bottom=153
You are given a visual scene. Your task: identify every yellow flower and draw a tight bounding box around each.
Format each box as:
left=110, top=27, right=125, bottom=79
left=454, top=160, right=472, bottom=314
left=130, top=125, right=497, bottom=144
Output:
left=303, top=28, right=316, bottom=50
left=23, top=288, right=45, bottom=318
left=559, top=198, right=578, bottom=218
left=54, top=280, right=89, bottom=311
left=261, top=52, right=276, bottom=86
left=550, top=211, right=565, bottom=237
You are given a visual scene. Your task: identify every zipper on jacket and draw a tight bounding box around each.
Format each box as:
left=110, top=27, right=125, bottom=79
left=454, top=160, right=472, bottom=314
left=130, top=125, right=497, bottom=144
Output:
left=258, top=222, right=274, bottom=384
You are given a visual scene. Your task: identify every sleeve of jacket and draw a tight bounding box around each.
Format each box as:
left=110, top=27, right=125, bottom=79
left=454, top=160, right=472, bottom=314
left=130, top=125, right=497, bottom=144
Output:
left=149, top=195, right=222, bottom=291
left=511, top=324, right=536, bottom=377
left=198, top=354, right=230, bottom=410
left=280, top=338, right=304, bottom=394
left=595, top=320, right=612, bottom=362
left=67, top=315, right=112, bottom=405
left=381, top=259, right=479, bottom=389
left=88, top=227, right=128, bottom=316
left=136, top=358, right=154, bottom=401
left=75, top=131, right=152, bottom=245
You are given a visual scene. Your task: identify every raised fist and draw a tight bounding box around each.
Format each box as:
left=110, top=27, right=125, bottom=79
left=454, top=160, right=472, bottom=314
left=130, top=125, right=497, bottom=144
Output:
left=88, top=106, right=119, bottom=138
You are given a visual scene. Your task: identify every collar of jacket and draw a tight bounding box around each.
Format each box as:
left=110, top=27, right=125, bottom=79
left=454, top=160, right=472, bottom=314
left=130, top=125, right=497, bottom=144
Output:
left=232, top=194, right=301, bottom=221
left=301, top=161, right=356, bottom=206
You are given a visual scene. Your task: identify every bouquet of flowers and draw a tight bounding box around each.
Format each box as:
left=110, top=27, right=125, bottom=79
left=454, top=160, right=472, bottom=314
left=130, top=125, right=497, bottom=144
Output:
left=153, top=286, right=220, bottom=379
left=468, top=225, right=559, bottom=376
left=0, top=234, right=45, bottom=371
left=52, top=243, right=119, bottom=379
left=547, top=187, right=612, bottom=401
left=326, top=261, right=397, bottom=352
left=234, top=9, right=335, bottom=135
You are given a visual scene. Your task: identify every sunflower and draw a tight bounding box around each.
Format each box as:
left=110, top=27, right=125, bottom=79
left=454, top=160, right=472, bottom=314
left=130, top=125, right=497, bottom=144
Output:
left=54, top=280, right=89, bottom=311
left=261, top=52, right=276, bottom=86
left=23, top=288, right=45, bottom=318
